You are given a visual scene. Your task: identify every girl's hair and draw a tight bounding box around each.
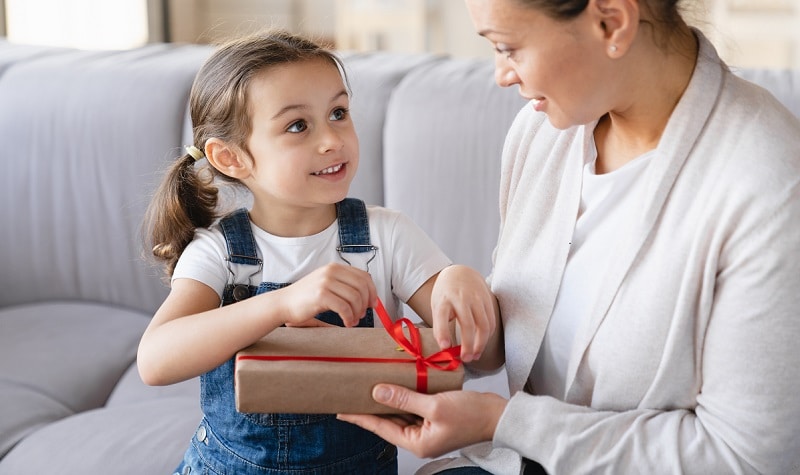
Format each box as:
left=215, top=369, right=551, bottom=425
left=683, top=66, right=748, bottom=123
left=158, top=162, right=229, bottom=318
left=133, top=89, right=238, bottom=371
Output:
left=144, top=30, right=348, bottom=278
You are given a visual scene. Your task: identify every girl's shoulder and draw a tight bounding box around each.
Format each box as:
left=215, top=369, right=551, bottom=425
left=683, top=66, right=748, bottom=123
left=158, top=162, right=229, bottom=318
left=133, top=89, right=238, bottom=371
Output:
left=364, top=204, right=422, bottom=233
left=182, top=223, right=227, bottom=259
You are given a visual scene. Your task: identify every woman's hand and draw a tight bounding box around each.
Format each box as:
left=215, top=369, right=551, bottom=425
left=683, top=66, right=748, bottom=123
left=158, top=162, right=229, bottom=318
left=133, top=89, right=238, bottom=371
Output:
left=430, top=265, right=499, bottom=363
left=277, top=262, right=377, bottom=327
left=338, top=383, right=507, bottom=458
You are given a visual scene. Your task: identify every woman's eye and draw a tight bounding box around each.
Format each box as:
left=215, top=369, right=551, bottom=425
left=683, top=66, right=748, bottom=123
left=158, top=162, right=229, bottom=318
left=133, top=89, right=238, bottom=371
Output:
left=330, top=107, right=349, bottom=121
left=287, top=120, right=307, bottom=133
left=494, top=45, right=515, bottom=60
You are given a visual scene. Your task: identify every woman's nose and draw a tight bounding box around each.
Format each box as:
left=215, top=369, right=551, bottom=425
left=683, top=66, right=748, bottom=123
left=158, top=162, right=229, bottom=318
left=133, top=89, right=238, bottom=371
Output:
left=494, top=58, right=520, bottom=88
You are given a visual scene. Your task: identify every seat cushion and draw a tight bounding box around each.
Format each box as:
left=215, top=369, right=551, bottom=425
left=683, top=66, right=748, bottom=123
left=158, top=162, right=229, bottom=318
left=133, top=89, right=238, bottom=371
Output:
left=0, top=398, right=201, bottom=475
left=106, top=361, right=199, bottom=407
left=0, top=301, right=149, bottom=457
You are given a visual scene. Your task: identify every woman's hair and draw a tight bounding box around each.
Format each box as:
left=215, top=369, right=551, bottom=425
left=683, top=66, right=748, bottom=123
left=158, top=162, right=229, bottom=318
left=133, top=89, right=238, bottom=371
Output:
left=144, top=30, right=347, bottom=278
left=515, top=0, right=685, bottom=44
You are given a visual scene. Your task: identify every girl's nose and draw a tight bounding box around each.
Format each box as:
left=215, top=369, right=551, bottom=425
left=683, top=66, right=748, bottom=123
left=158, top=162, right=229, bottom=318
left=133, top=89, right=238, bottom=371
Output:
left=318, top=125, right=344, bottom=154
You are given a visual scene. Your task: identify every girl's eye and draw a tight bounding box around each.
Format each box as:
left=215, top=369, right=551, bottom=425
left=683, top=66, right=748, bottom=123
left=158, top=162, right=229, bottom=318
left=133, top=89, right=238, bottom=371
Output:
left=287, top=120, right=307, bottom=133
left=330, top=107, right=349, bottom=121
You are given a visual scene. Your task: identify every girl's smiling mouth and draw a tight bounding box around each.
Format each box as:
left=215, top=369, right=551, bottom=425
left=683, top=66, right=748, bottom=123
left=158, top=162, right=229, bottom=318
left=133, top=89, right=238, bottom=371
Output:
left=312, top=163, right=344, bottom=176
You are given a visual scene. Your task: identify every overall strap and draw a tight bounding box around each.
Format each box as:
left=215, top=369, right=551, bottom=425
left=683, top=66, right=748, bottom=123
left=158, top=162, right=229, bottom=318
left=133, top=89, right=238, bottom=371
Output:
left=218, top=201, right=377, bottom=305
left=335, top=198, right=378, bottom=269
left=332, top=198, right=377, bottom=327
left=219, top=208, right=261, bottom=266
left=219, top=208, right=262, bottom=303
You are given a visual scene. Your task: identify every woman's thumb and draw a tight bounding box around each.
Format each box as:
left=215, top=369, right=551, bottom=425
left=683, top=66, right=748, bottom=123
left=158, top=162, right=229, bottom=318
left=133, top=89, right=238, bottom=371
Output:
left=372, top=384, right=423, bottom=414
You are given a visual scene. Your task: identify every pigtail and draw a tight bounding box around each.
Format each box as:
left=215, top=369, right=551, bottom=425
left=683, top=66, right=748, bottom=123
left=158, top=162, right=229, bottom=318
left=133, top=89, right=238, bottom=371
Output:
left=144, top=152, right=219, bottom=280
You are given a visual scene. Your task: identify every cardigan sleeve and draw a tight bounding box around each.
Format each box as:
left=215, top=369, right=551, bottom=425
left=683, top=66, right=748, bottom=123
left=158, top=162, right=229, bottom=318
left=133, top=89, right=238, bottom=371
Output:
left=492, top=162, right=800, bottom=475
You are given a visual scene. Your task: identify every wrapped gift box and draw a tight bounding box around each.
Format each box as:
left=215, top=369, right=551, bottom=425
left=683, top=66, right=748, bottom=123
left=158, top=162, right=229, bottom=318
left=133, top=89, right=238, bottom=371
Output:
left=235, top=326, right=463, bottom=414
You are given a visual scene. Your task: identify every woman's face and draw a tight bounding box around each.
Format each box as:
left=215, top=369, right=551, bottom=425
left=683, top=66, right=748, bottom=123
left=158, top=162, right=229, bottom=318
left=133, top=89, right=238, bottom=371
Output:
left=465, top=0, right=612, bottom=129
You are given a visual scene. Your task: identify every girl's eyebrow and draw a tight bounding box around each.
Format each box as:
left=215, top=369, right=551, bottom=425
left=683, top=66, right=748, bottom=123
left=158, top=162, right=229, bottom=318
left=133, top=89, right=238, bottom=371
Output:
left=271, top=89, right=349, bottom=120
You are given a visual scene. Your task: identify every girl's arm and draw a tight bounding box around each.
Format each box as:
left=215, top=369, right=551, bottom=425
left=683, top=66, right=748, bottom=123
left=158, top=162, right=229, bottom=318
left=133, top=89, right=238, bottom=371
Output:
left=137, top=262, right=377, bottom=386
left=406, top=265, right=504, bottom=371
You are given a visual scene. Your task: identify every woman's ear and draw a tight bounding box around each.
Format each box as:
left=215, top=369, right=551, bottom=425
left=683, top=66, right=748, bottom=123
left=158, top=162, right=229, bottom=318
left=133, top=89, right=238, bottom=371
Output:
left=205, top=138, right=250, bottom=179
left=589, top=0, right=639, bottom=58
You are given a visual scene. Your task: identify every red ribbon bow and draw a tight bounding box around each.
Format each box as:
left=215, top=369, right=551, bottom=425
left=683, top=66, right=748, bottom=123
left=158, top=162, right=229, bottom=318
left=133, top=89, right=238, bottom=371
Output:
left=373, top=298, right=462, bottom=393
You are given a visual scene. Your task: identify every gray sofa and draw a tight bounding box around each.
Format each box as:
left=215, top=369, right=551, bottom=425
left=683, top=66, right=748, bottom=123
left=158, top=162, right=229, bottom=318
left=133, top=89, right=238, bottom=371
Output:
left=0, top=38, right=798, bottom=474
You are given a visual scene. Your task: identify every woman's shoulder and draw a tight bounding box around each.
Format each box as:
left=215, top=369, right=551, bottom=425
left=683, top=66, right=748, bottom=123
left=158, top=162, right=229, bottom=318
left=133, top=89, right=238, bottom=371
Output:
left=718, top=70, right=800, bottom=146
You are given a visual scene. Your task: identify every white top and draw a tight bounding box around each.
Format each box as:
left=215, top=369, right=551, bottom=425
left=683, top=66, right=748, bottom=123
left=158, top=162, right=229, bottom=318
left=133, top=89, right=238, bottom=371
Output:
left=531, top=139, right=654, bottom=399
left=173, top=205, right=452, bottom=322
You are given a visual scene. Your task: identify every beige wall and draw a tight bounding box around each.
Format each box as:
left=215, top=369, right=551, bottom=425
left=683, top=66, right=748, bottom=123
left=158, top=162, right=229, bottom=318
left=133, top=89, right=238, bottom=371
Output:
left=167, top=0, right=336, bottom=45
left=698, top=0, right=800, bottom=68
left=4, top=0, right=798, bottom=68
left=331, top=0, right=800, bottom=66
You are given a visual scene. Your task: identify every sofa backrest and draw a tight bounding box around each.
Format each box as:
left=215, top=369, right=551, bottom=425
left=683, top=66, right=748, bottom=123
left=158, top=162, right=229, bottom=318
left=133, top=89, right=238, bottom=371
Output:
left=0, top=43, right=212, bottom=313
left=0, top=41, right=436, bottom=315
left=2, top=37, right=799, bottom=317
left=382, top=58, right=528, bottom=276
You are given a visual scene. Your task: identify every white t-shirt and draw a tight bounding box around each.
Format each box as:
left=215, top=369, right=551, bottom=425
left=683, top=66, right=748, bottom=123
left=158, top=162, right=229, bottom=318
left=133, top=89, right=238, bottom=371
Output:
left=173, top=205, right=452, bottom=323
left=530, top=141, right=654, bottom=398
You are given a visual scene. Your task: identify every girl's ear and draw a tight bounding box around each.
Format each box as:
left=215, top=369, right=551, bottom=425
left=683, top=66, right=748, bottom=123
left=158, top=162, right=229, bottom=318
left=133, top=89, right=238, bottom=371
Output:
left=589, top=0, right=639, bottom=58
left=205, top=138, right=250, bottom=179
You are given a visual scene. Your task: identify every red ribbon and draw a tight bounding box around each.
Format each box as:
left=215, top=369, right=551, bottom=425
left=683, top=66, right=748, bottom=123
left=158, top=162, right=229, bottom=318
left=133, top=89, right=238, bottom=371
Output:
left=238, top=298, right=462, bottom=393
left=373, top=298, right=462, bottom=393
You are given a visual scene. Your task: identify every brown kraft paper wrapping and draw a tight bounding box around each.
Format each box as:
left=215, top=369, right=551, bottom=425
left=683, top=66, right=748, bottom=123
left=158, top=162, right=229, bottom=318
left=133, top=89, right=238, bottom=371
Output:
left=235, top=326, right=464, bottom=414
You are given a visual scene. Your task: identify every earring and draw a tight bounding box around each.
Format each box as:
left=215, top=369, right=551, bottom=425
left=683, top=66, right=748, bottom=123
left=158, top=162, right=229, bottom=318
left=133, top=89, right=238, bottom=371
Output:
left=609, top=44, right=618, bottom=53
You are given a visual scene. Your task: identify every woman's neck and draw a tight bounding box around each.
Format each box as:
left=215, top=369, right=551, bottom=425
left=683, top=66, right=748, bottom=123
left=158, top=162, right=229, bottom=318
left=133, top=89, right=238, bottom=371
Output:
left=594, top=25, right=698, bottom=174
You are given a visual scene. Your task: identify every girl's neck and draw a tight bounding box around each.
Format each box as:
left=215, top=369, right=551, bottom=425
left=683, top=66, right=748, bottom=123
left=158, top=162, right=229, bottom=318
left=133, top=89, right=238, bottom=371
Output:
left=248, top=202, right=338, bottom=237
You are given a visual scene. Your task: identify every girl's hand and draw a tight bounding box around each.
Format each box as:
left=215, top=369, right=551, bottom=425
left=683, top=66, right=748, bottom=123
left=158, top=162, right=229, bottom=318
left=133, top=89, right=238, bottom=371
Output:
left=430, top=265, right=498, bottom=363
left=337, top=383, right=507, bottom=458
left=277, top=262, right=377, bottom=327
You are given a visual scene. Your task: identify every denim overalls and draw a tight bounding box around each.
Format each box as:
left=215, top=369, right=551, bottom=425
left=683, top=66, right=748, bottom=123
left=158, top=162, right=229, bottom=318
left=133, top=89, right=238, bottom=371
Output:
left=174, top=198, right=397, bottom=475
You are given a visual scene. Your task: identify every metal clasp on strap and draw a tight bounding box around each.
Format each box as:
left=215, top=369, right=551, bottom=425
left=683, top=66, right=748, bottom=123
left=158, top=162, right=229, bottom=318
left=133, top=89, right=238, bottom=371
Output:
left=225, top=255, right=263, bottom=302
left=336, top=244, right=378, bottom=273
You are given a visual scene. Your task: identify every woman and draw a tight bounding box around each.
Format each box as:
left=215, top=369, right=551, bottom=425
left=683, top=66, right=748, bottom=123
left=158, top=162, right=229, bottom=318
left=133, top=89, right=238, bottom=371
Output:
left=339, top=0, right=800, bottom=473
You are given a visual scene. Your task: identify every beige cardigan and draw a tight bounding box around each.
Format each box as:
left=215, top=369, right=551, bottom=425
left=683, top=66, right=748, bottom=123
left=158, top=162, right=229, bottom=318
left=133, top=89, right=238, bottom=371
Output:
left=424, top=32, right=800, bottom=475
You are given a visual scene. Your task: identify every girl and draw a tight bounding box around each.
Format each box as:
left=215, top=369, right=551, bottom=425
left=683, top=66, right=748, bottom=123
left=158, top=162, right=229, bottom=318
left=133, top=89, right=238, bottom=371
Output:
left=137, top=31, right=498, bottom=475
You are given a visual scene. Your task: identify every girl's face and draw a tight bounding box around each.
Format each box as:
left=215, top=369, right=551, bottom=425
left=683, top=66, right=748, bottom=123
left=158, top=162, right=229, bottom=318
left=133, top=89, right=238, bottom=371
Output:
left=243, top=58, right=358, bottom=214
left=465, top=0, right=613, bottom=129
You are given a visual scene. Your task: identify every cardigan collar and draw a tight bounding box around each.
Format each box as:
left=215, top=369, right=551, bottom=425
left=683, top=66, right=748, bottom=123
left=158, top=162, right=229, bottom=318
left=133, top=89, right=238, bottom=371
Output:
left=561, top=30, right=726, bottom=400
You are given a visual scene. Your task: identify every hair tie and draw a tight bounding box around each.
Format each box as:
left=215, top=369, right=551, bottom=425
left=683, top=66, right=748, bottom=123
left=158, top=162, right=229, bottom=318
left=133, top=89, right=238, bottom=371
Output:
left=184, top=145, right=205, bottom=161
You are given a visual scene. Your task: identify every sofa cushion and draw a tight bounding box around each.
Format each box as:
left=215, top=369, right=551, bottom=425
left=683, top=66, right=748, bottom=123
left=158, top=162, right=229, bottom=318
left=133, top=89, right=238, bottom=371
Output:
left=0, top=44, right=209, bottom=314
left=338, top=51, right=443, bottom=206
left=0, top=383, right=72, bottom=459
left=0, top=398, right=201, bottom=475
left=0, top=302, right=149, bottom=457
left=106, top=361, right=199, bottom=407
left=0, top=41, right=71, bottom=76
left=383, top=58, right=527, bottom=276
